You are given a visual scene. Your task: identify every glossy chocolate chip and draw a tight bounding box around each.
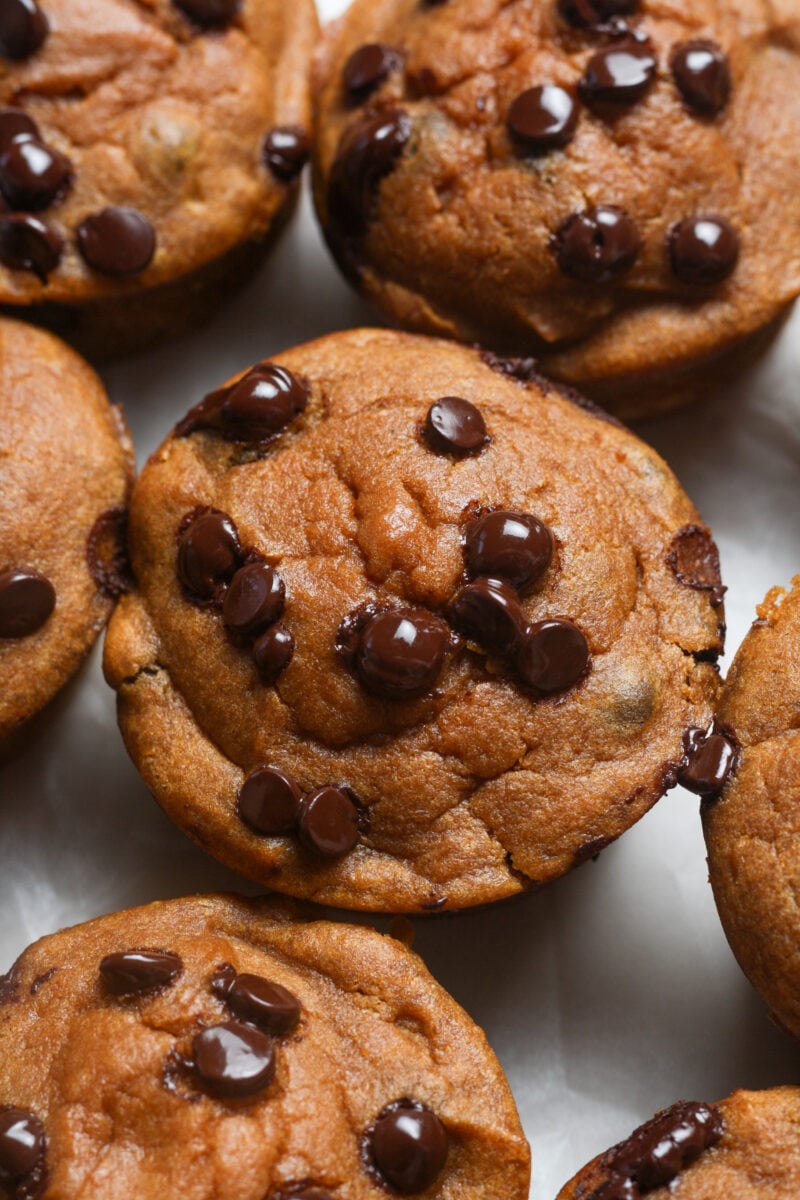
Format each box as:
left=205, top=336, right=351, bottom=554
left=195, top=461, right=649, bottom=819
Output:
left=450, top=578, right=527, bottom=657
left=423, top=397, right=488, bottom=457
left=507, top=85, right=578, bottom=152
left=603, top=1100, right=724, bottom=1193
left=298, top=786, right=361, bottom=857
left=0, top=568, right=55, bottom=638
left=237, top=766, right=303, bottom=836
left=192, top=1020, right=276, bottom=1098
left=679, top=731, right=736, bottom=796
left=173, top=0, right=240, bottom=27
left=579, top=38, right=657, bottom=108
left=355, top=608, right=451, bottom=699
left=0, top=1107, right=45, bottom=1182
left=668, top=525, right=724, bottom=604
left=223, top=974, right=302, bottom=1036
left=263, top=126, right=311, bottom=183
left=179, top=363, right=309, bottom=443
left=553, top=205, right=640, bottom=283
left=672, top=40, right=730, bottom=115
left=557, top=0, right=638, bottom=27
left=77, top=207, right=156, bottom=276
left=344, top=43, right=403, bottom=101
left=518, top=618, right=589, bottom=693
left=253, top=623, right=295, bottom=684
left=585, top=1176, right=636, bottom=1200
left=0, top=137, right=71, bottom=211
left=99, top=950, right=183, bottom=996
left=177, top=510, right=241, bottom=600
left=0, top=213, right=62, bottom=280
left=223, top=563, right=285, bottom=636
left=327, top=108, right=411, bottom=240
left=0, top=0, right=48, bottom=59
left=465, top=510, right=553, bottom=593
left=0, top=108, right=38, bottom=151
left=370, top=1103, right=449, bottom=1193
left=668, top=215, right=739, bottom=285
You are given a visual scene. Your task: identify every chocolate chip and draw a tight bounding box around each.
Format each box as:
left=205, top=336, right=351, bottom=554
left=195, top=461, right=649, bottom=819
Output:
left=177, top=510, right=241, bottom=600
left=507, top=85, right=578, bottom=152
left=0, top=1107, right=45, bottom=1183
left=599, top=1100, right=724, bottom=1195
left=237, top=766, right=303, bottom=836
left=298, top=786, right=361, bottom=858
left=0, top=213, right=62, bottom=281
left=0, top=137, right=71, bottom=211
left=668, top=215, right=739, bottom=285
left=0, top=568, right=55, bottom=638
left=221, top=972, right=302, bottom=1035
left=0, top=0, right=48, bottom=59
left=553, top=205, right=640, bottom=282
left=518, top=618, right=590, bottom=693
left=586, top=1177, right=636, bottom=1200
left=423, top=397, right=488, bottom=456
left=77, top=207, right=156, bottom=276
left=253, top=623, right=294, bottom=684
left=86, top=505, right=132, bottom=599
left=671, top=40, right=730, bottom=115
left=192, top=1020, right=276, bottom=1098
left=0, top=108, right=38, bottom=151
left=667, top=525, right=724, bottom=604
left=263, top=126, right=311, bottom=183
left=343, top=43, right=403, bottom=102
left=679, top=730, right=736, bottom=796
left=354, top=608, right=451, bottom=699
left=465, top=510, right=553, bottom=593
left=223, top=563, right=285, bottom=637
left=99, top=950, right=183, bottom=996
left=579, top=38, right=657, bottom=108
left=178, top=364, right=309, bottom=443
left=369, top=1102, right=449, bottom=1193
left=557, top=0, right=638, bottom=28
left=449, top=578, right=528, bottom=657
left=172, top=0, right=240, bottom=27
left=327, top=107, right=411, bottom=240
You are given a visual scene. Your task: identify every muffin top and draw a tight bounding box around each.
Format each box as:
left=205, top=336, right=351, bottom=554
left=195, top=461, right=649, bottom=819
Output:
left=0, top=893, right=530, bottom=1200
left=105, top=329, right=722, bottom=912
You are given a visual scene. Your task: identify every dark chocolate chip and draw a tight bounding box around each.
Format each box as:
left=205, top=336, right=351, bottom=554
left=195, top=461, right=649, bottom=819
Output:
left=667, top=525, right=724, bottom=604
left=0, top=568, right=55, bottom=638
left=0, top=1107, right=45, bottom=1182
left=671, top=40, right=730, bottom=115
left=423, top=397, right=488, bottom=457
left=177, top=364, right=309, bottom=443
left=553, top=205, right=640, bottom=283
left=601, top=1100, right=724, bottom=1194
left=222, top=973, right=302, bottom=1036
left=99, top=950, right=183, bottom=997
left=343, top=43, right=403, bottom=102
left=0, top=213, right=62, bottom=281
left=465, top=510, right=553, bottom=593
left=172, top=0, right=240, bottom=27
left=668, top=215, right=739, bottom=285
left=354, top=608, right=451, bottom=699
left=557, top=0, right=638, bottom=28
left=518, top=618, right=590, bottom=693
left=0, top=0, right=48, bottom=59
left=192, top=1020, right=276, bottom=1098
left=263, top=126, right=311, bottom=183
left=86, top=505, right=132, bottom=600
left=585, top=1176, right=637, bottom=1200
left=679, top=731, right=736, bottom=796
left=298, top=786, right=361, bottom=858
left=237, top=766, right=303, bottom=836
left=579, top=38, right=657, bottom=108
left=223, top=563, right=285, bottom=636
left=177, top=510, right=241, bottom=601
left=449, top=577, right=528, bottom=657
left=369, top=1102, right=449, bottom=1193
left=327, top=107, right=411, bottom=240
left=0, top=137, right=71, bottom=211
left=253, top=623, right=294, bottom=684
left=0, top=108, right=38, bottom=151
left=507, top=85, right=578, bottom=153
left=77, top=206, right=156, bottom=276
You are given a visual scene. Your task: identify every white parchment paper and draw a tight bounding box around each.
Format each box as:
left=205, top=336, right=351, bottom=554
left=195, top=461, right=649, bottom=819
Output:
left=2, top=2, right=800, bottom=1192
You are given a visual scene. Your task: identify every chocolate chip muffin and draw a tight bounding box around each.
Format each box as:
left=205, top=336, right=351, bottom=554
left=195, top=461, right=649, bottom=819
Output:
left=0, top=892, right=530, bottom=1199
left=557, top=1088, right=800, bottom=1199
left=702, top=578, right=800, bottom=1038
left=104, top=329, right=723, bottom=911
left=312, top=0, right=800, bottom=419
left=0, top=317, right=133, bottom=753
left=0, top=0, right=318, bottom=360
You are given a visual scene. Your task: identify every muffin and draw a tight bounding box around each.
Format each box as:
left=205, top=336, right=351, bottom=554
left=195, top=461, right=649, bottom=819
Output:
left=0, top=0, right=318, bottom=360
left=312, top=0, right=800, bottom=419
left=703, top=578, right=800, bottom=1038
left=557, top=1088, right=800, bottom=1199
left=0, top=317, right=133, bottom=753
left=0, top=892, right=530, bottom=1199
left=104, top=329, right=723, bottom=912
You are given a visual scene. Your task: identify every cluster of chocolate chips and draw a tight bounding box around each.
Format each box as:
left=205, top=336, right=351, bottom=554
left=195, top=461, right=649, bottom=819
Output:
left=0, top=1105, right=47, bottom=1199
left=0, top=567, right=55, bottom=639
left=237, top=766, right=366, bottom=859
left=678, top=727, right=737, bottom=798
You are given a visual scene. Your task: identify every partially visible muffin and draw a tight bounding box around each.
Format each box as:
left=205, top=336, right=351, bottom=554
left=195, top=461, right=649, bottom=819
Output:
left=0, top=318, right=133, bottom=752
left=312, top=0, right=800, bottom=418
left=0, top=893, right=531, bottom=1199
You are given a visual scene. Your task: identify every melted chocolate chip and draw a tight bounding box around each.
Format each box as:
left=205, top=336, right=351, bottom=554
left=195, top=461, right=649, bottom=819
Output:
left=173, top=0, right=240, bottom=27
left=86, top=505, right=133, bottom=599
left=679, top=730, right=736, bottom=796
left=298, top=786, right=361, bottom=858
left=597, top=1100, right=724, bottom=1195
left=423, top=397, right=488, bottom=456
left=369, top=1102, right=449, bottom=1193
left=0, top=568, right=55, bottom=638
left=0, top=137, right=71, bottom=211
left=0, top=0, right=48, bottom=59
left=465, top=510, right=553, bottom=593
left=223, top=563, right=285, bottom=636
left=518, top=618, right=590, bottom=693
left=354, top=608, right=451, bottom=699
left=221, top=973, right=302, bottom=1035
left=667, top=525, right=724, bottom=605
left=178, top=364, right=309, bottom=443
left=0, top=1107, right=45, bottom=1184
left=668, top=215, right=739, bottom=285
left=343, top=43, right=403, bottom=102
left=192, top=1020, right=276, bottom=1097
left=671, top=40, right=730, bottom=116
left=237, top=766, right=303, bottom=836
left=99, top=950, right=183, bottom=996
left=263, top=126, right=311, bottom=183
left=177, top=510, right=241, bottom=601
left=0, top=213, right=63, bottom=281
left=253, top=623, right=294, bottom=684
left=557, top=0, right=638, bottom=28
left=586, top=1177, right=636, bottom=1200
left=449, top=577, right=528, bottom=657
left=77, top=207, right=156, bottom=276
left=0, top=108, right=38, bottom=151
left=327, top=107, right=411, bottom=240
left=553, top=205, right=640, bottom=283
left=579, top=38, right=657, bottom=108
left=507, top=85, right=578, bottom=152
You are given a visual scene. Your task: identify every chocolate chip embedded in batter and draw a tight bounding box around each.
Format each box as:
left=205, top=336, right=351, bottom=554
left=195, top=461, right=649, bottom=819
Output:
left=178, top=364, right=309, bottom=443
left=327, top=108, right=411, bottom=240
left=679, top=730, right=737, bottom=796
left=172, top=0, right=240, bottom=28
left=465, top=511, right=553, bottom=593
left=99, top=950, right=183, bottom=997
left=252, top=623, right=295, bottom=684
left=223, top=563, right=285, bottom=637
left=507, top=85, right=578, bottom=153
left=667, top=525, right=724, bottom=605
left=343, top=44, right=403, bottom=103
left=0, top=137, right=71, bottom=211
left=0, top=0, right=48, bottom=60
left=518, top=618, right=590, bottom=694
left=668, top=215, right=739, bottom=286
left=0, top=568, right=55, bottom=638
left=220, top=972, right=303, bottom=1036
left=0, top=108, right=38, bottom=151
left=671, top=40, right=731, bottom=116
left=192, top=1020, right=276, bottom=1098
left=423, top=397, right=488, bottom=457
left=553, top=205, right=641, bottom=283
left=578, top=38, right=657, bottom=109
left=237, top=766, right=304, bottom=836
left=557, top=0, right=638, bottom=28
left=298, top=786, right=362, bottom=858
left=263, top=126, right=311, bottom=183
left=0, top=1106, right=46, bottom=1185
left=0, top=213, right=63, bottom=281
left=601, top=1100, right=724, bottom=1194
left=353, top=608, right=451, bottom=699
left=177, top=509, right=241, bottom=601
left=449, top=578, right=528, bottom=657
left=369, top=1101, right=449, bottom=1193
left=77, top=207, right=156, bottom=277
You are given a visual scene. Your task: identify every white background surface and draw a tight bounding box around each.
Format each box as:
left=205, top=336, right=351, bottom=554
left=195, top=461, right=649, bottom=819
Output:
left=2, top=0, right=800, bottom=1193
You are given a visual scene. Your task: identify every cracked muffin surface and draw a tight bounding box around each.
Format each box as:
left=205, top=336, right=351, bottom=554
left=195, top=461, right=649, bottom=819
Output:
left=104, top=329, right=723, bottom=912
left=312, top=0, right=800, bottom=419
left=0, top=893, right=530, bottom=1199
left=0, top=0, right=318, bottom=358
left=703, top=578, right=800, bottom=1039
left=0, top=317, right=133, bottom=754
